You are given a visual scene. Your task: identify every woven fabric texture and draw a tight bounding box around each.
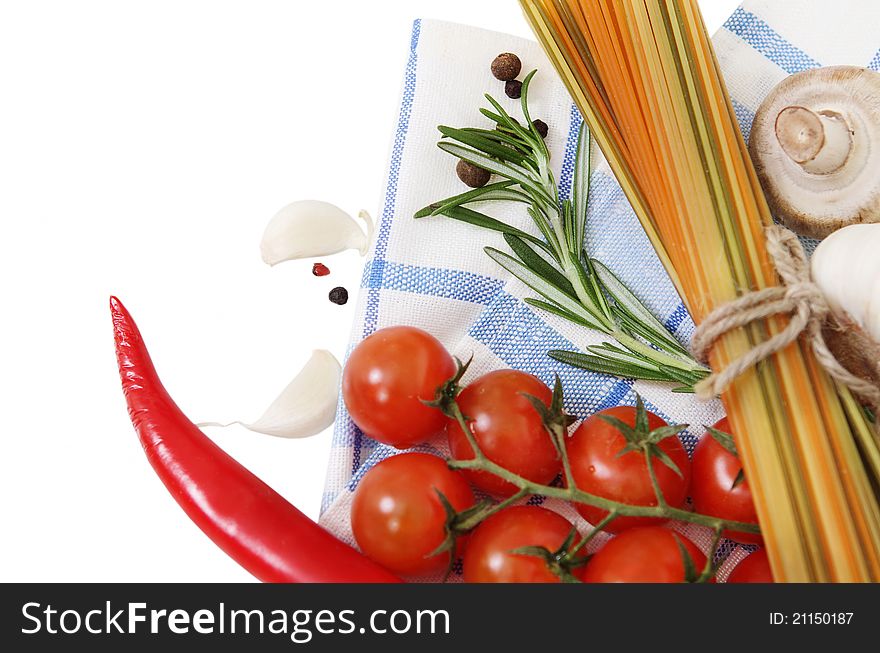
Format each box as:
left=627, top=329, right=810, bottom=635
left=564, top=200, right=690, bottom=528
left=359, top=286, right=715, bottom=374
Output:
left=319, top=0, right=880, bottom=582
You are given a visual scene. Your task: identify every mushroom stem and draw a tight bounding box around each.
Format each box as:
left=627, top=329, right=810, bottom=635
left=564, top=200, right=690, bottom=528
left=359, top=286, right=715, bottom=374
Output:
left=775, top=106, right=853, bottom=175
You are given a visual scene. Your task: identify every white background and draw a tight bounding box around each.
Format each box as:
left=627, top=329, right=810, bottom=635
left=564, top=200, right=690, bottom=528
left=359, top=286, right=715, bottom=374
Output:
left=0, top=0, right=739, bottom=581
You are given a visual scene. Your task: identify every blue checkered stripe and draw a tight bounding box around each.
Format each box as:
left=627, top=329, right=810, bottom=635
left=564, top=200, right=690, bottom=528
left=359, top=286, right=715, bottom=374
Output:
left=323, top=8, right=880, bottom=548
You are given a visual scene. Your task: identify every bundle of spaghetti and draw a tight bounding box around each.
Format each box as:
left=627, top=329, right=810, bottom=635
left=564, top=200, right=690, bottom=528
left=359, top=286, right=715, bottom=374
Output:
left=520, top=0, right=880, bottom=581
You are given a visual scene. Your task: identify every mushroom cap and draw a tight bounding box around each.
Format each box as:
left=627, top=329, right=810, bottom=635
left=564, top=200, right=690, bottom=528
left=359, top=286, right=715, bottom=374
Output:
left=749, top=66, right=880, bottom=239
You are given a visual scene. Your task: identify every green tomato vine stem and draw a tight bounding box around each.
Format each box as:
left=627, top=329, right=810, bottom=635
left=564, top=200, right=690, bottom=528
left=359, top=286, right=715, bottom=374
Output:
left=452, top=489, right=528, bottom=532
left=644, top=447, right=670, bottom=510
left=442, top=392, right=760, bottom=536
left=568, top=511, right=618, bottom=558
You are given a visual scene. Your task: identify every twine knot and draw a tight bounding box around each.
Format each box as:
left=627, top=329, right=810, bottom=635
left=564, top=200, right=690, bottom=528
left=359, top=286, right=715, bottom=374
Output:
left=784, top=282, right=826, bottom=314
left=691, top=224, right=880, bottom=409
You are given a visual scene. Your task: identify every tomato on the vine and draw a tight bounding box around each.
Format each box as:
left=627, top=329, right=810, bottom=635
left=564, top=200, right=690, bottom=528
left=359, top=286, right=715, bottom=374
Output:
left=580, top=526, right=711, bottom=583
left=566, top=403, right=691, bottom=532
left=342, top=326, right=455, bottom=449
left=447, top=370, right=560, bottom=497
left=463, top=506, right=578, bottom=583
left=351, top=453, right=475, bottom=576
left=691, top=417, right=761, bottom=545
left=727, top=549, right=774, bottom=583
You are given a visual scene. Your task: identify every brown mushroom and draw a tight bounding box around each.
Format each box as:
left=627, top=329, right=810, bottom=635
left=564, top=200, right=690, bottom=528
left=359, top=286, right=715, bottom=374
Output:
left=748, top=66, right=880, bottom=239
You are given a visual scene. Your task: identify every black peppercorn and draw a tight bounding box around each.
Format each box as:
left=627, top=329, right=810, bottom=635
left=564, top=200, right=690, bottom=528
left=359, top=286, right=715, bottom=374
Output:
left=456, top=159, right=491, bottom=188
left=490, top=52, right=521, bottom=81
left=329, top=286, right=348, bottom=305
left=532, top=119, right=549, bottom=138
left=504, top=79, right=523, bottom=99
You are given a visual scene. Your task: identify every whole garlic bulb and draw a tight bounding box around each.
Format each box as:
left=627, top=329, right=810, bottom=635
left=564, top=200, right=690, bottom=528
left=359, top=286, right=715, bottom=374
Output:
left=811, top=223, right=880, bottom=387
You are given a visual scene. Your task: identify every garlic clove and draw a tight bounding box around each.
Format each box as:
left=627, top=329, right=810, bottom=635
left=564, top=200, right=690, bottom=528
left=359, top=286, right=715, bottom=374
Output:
left=260, top=200, right=373, bottom=266
left=199, top=350, right=342, bottom=438
left=811, top=223, right=880, bottom=390
left=811, top=223, right=880, bottom=344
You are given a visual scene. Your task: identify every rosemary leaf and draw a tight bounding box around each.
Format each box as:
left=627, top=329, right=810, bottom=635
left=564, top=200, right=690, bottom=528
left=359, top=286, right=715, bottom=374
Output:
left=433, top=206, right=552, bottom=254
left=581, top=250, right=613, bottom=323
left=616, top=313, right=674, bottom=350
left=586, top=342, right=662, bottom=370
left=614, top=332, right=703, bottom=374
left=479, top=108, right=514, bottom=130
left=572, top=124, right=592, bottom=252
left=526, top=205, right=563, bottom=254
left=519, top=70, right=551, bottom=164
left=657, top=364, right=704, bottom=386
left=592, top=259, right=690, bottom=356
left=504, top=233, right=575, bottom=298
left=524, top=298, right=595, bottom=328
left=432, top=187, right=531, bottom=213
left=482, top=93, right=539, bottom=148
left=548, top=349, right=671, bottom=382
left=439, top=126, right=529, bottom=164
left=458, top=126, right=533, bottom=154
left=413, top=181, right=522, bottom=217
left=437, top=142, right=550, bottom=203
left=485, top=247, right=607, bottom=331
left=566, top=246, right=606, bottom=318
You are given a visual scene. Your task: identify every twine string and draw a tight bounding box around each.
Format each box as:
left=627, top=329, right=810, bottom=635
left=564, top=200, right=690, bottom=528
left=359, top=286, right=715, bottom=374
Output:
left=691, top=224, right=880, bottom=410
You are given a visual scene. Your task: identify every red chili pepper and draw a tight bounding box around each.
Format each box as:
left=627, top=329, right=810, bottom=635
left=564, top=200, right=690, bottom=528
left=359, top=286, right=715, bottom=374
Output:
left=110, top=296, right=401, bottom=583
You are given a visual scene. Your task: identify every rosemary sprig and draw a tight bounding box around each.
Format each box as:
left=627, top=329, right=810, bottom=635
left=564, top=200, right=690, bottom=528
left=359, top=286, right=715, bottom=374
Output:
left=415, top=70, right=708, bottom=389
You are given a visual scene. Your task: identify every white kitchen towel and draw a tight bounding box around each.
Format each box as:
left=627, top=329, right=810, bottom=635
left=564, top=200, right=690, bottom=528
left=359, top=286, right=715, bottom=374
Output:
left=319, top=0, right=880, bottom=582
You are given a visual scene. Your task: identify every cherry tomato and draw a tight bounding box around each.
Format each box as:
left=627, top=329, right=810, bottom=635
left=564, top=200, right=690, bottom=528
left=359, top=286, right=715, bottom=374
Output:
left=727, top=549, right=774, bottom=583
left=351, top=452, right=475, bottom=576
left=566, top=405, right=691, bottom=532
left=342, top=326, right=455, bottom=448
left=447, top=370, right=560, bottom=497
left=580, top=526, right=711, bottom=583
left=463, top=506, right=577, bottom=583
left=691, top=418, right=761, bottom=545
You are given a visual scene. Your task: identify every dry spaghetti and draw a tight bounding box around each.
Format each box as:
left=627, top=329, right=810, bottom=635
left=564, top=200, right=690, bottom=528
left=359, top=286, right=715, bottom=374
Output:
left=521, top=0, right=880, bottom=581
